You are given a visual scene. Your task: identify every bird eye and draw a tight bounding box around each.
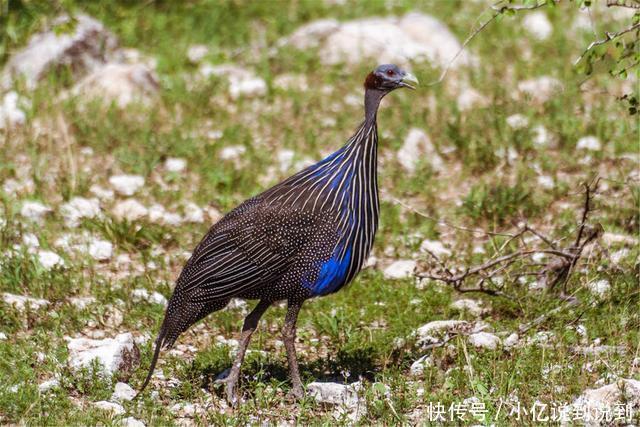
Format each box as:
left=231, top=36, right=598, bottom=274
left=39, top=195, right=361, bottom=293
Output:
left=386, top=70, right=394, bottom=76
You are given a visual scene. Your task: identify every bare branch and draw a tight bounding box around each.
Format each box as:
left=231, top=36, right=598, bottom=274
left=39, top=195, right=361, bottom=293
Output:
left=607, top=0, right=640, bottom=9
left=574, top=23, right=640, bottom=66
left=426, top=0, right=550, bottom=87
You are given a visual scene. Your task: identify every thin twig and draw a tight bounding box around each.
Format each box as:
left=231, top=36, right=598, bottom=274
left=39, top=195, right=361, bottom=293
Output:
left=426, top=0, right=550, bottom=87
left=574, top=22, right=640, bottom=66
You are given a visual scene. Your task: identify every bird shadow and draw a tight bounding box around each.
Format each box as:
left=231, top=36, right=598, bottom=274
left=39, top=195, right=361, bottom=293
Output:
left=193, top=344, right=379, bottom=394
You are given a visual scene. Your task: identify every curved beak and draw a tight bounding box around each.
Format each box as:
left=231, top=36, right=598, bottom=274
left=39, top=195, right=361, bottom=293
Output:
left=400, top=72, right=419, bottom=90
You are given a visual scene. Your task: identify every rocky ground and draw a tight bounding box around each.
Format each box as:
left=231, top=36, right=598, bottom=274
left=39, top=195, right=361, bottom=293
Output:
left=0, top=1, right=638, bottom=425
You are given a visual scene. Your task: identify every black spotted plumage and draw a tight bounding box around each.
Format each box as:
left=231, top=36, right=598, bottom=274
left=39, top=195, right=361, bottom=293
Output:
left=137, top=64, right=418, bottom=403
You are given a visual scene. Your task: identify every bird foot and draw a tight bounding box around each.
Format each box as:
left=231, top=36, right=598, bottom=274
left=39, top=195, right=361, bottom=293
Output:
left=214, top=374, right=240, bottom=407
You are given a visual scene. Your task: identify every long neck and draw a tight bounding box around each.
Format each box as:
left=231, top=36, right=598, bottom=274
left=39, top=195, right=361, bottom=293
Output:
left=364, top=89, right=385, bottom=123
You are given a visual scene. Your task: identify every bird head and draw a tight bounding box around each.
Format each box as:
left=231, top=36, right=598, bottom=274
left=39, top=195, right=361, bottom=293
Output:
left=364, top=64, right=419, bottom=92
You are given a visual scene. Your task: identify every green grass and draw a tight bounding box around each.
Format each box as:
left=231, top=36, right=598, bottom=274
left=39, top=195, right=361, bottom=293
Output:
left=1, top=0, right=639, bottom=425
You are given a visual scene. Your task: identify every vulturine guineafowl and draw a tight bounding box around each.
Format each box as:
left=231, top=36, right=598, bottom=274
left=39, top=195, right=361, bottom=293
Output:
left=137, top=64, right=418, bottom=404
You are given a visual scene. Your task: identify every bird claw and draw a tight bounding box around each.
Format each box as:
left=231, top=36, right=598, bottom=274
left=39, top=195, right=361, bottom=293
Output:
left=214, top=373, right=240, bottom=406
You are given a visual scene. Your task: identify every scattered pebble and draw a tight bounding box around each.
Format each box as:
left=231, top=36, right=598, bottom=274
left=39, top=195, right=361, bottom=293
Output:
left=383, top=260, right=416, bottom=280
left=506, top=114, right=529, bottom=129
left=66, top=332, right=140, bottom=375
left=410, top=354, right=434, bottom=376
left=111, top=382, right=136, bottom=402
left=397, top=128, right=443, bottom=173
left=537, top=175, right=554, bottom=189
left=587, top=279, right=610, bottom=297
left=37, top=250, right=64, bottom=270
left=38, top=378, right=60, bottom=393
left=132, top=288, right=167, bottom=306
left=109, top=175, right=145, bottom=196
left=2, top=292, right=50, bottom=311
left=0, top=91, right=27, bottom=130
left=468, top=332, right=501, bottom=350
left=93, top=401, right=125, bottom=415
left=186, top=44, right=209, bottom=63
left=164, top=157, right=187, bottom=173
left=450, top=299, right=485, bottom=317
left=88, top=240, right=113, bottom=261
left=60, top=197, right=102, bottom=227
left=517, top=76, right=563, bottom=104
left=19, top=201, right=51, bottom=223
left=576, top=136, right=601, bottom=151
left=219, top=145, right=246, bottom=161
left=112, top=199, right=148, bottom=221
left=419, top=239, right=451, bottom=257
left=503, top=333, right=519, bottom=348
left=522, top=11, right=552, bottom=40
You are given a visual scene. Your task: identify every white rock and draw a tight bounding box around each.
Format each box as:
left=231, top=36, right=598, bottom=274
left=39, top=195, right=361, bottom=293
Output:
left=112, top=199, right=148, bottom=221
left=0, top=332, right=7, bottom=340
left=187, top=44, right=209, bottom=63
left=109, top=175, right=145, bottom=196
left=229, top=76, right=267, bottom=99
left=287, top=13, right=472, bottom=68
left=450, top=299, right=485, bottom=317
left=22, top=233, right=40, bottom=249
left=537, top=175, right=554, bottom=189
left=147, top=204, right=181, bottom=226
left=89, top=184, right=114, bottom=201
left=576, top=136, right=601, bottom=151
left=183, top=202, right=204, bottom=223
left=273, top=73, right=309, bottom=91
left=383, top=260, right=416, bottom=280
left=20, top=201, right=51, bottom=224
left=307, top=381, right=362, bottom=407
left=122, top=417, right=145, bottom=427
left=602, top=232, right=636, bottom=247
left=410, top=354, right=433, bottom=376
left=419, top=239, right=451, bottom=257
left=2, top=292, right=50, bottom=311
left=563, top=379, right=640, bottom=426
left=517, top=76, right=563, bottom=104
left=60, top=197, right=102, bottom=227
left=506, top=114, right=529, bottom=129
left=66, top=332, right=140, bottom=375
left=398, top=128, right=443, bottom=173
left=284, top=19, right=340, bottom=49
left=587, top=279, right=610, bottom=297
left=170, top=402, right=197, bottom=417
left=503, top=333, right=519, bottom=348
left=37, top=250, right=64, bottom=270
left=164, top=157, right=187, bottom=173
left=132, top=288, right=167, bottom=306
left=88, top=240, right=113, bottom=261
left=276, top=149, right=296, bottom=173
left=38, top=379, right=60, bottom=392
left=0, top=92, right=27, bottom=129
left=415, top=320, right=472, bottom=346
left=522, top=12, right=553, bottom=40
left=68, top=63, right=158, bottom=108
left=3, top=14, right=118, bottom=89
left=93, top=401, right=125, bottom=415
left=610, top=248, right=630, bottom=264
left=532, top=125, right=551, bottom=147
left=226, top=298, right=248, bottom=311
left=456, top=87, right=488, bottom=111
left=111, top=382, right=136, bottom=402
left=468, top=332, right=501, bottom=350
left=220, top=145, right=246, bottom=160
left=68, top=296, right=96, bottom=309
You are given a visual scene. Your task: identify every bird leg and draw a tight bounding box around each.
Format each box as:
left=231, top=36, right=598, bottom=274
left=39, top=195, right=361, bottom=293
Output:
left=282, top=299, right=304, bottom=399
left=218, top=299, right=270, bottom=406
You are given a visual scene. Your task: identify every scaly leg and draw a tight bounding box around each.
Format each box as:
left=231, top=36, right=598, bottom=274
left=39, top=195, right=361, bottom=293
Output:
left=282, top=299, right=304, bottom=399
left=219, top=299, right=271, bottom=405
